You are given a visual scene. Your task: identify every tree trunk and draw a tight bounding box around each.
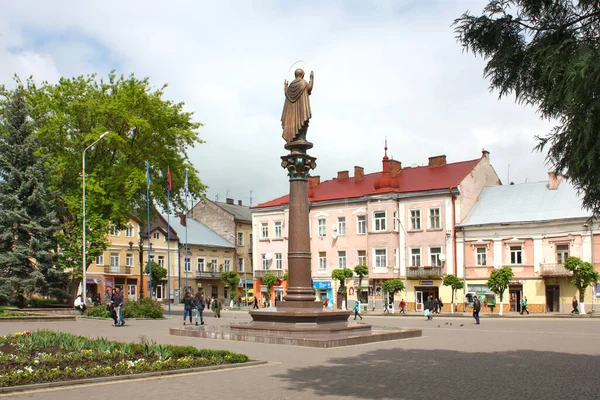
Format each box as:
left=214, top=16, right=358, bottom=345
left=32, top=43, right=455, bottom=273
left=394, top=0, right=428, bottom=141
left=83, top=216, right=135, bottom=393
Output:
left=579, top=291, right=586, bottom=314
left=451, top=288, right=455, bottom=314
left=498, top=292, right=504, bottom=316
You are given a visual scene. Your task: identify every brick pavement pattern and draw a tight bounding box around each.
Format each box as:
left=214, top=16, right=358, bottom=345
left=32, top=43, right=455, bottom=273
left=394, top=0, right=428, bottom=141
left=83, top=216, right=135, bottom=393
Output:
left=1, top=312, right=599, bottom=400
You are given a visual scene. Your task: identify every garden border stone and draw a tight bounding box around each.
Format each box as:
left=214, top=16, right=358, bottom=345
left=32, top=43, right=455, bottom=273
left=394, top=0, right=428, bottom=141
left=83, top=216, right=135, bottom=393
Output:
left=0, top=360, right=268, bottom=394
left=0, top=315, right=76, bottom=322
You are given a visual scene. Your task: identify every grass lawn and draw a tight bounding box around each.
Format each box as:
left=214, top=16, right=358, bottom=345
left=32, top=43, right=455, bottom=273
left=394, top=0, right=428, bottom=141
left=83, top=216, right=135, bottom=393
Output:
left=0, top=330, right=249, bottom=387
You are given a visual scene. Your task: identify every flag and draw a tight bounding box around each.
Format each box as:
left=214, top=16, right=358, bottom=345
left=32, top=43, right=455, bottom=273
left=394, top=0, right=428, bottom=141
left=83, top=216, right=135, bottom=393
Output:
left=146, top=160, right=151, bottom=189
left=184, top=168, right=189, bottom=196
left=167, top=166, right=172, bottom=191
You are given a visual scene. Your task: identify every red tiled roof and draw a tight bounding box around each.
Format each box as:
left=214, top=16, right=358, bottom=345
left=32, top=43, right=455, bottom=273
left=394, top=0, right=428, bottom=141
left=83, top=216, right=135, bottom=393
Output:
left=253, top=158, right=482, bottom=209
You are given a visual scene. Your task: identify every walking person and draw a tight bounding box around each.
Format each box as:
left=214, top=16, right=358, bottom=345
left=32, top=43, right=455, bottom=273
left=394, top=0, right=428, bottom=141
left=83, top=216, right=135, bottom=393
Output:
left=113, top=287, right=125, bottom=327
left=108, top=288, right=118, bottom=326
left=211, top=296, right=222, bottom=318
left=399, top=299, right=406, bottom=314
left=383, top=300, right=389, bottom=313
left=194, top=292, right=205, bottom=326
left=182, top=291, right=194, bottom=325
left=424, top=295, right=434, bottom=321
left=353, top=301, right=363, bottom=320
left=521, top=296, right=530, bottom=315
left=473, top=295, right=481, bottom=324
left=571, top=297, right=579, bottom=314
left=253, top=296, right=259, bottom=309
left=438, top=297, right=444, bottom=314
left=433, top=297, right=440, bottom=314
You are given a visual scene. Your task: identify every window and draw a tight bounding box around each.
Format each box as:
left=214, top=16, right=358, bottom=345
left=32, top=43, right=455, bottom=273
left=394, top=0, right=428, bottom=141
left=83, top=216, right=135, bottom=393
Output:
left=110, top=253, right=119, bottom=267
left=249, top=233, right=253, bottom=245
left=210, top=259, right=217, bottom=272
left=274, top=221, right=282, bottom=238
left=557, top=244, right=569, bottom=264
left=411, top=248, right=421, bottom=267
left=261, top=223, right=269, bottom=239
left=184, top=258, right=191, bottom=272
left=149, top=255, right=155, bottom=262
left=261, top=254, right=269, bottom=269
left=510, top=246, right=522, bottom=265
left=110, top=224, right=119, bottom=236
left=357, top=250, right=367, bottom=266
left=238, top=258, right=244, bottom=272
left=318, top=219, right=326, bottom=237
left=429, top=208, right=441, bottom=229
left=224, top=259, right=231, bottom=272
left=410, top=209, right=421, bottom=230
left=96, top=254, right=104, bottom=265
left=357, top=215, right=366, bottom=234
left=158, top=255, right=165, bottom=268
left=318, top=252, right=327, bottom=272
left=125, top=225, right=134, bottom=237
left=275, top=253, right=282, bottom=270
left=394, top=248, right=398, bottom=268
left=197, top=257, right=205, bottom=272
left=126, top=254, right=134, bottom=267
left=374, top=211, right=386, bottom=232
left=153, top=232, right=160, bottom=240
left=337, top=217, right=346, bottom=235
left=393, top=211, right=398, bottom=231
left=375, top=249, right=387, bottom=269
left=237, top=232, right=244, bottom=246
left=476, top=247, right=487, bottom=266
left=338, top=251, right=346, bottom=268
left=430, top=247, right=442, bottom=267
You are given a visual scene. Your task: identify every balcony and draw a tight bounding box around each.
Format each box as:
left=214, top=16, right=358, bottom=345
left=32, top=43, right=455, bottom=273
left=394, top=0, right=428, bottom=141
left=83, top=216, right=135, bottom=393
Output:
left=104, top=266, right=132, bottom=275
left=540, top=263, right=572, bottom=277
left=406, top=266, right=443, bottom=278
left=254, top=269, right=286, bottom=279
left=195, top=271, right=222, bottom=279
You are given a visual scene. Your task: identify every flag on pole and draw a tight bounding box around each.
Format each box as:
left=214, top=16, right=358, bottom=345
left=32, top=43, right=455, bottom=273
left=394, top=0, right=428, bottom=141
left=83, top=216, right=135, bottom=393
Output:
left=184, top=168, right=189, bottom=196
left=146, top=160, right=151, bottom=189
left=167, top=166, right=172, bottom=192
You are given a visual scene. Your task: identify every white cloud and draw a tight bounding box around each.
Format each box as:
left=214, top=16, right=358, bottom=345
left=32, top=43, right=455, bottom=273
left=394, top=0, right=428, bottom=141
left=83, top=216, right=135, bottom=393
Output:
left=0, top=0, right=554, bottom=206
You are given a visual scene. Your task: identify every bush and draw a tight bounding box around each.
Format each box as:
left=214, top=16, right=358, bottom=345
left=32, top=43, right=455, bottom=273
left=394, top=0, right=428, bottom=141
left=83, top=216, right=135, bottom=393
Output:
left=28, top=298, right=60, bottom=308
left=85, top=306, right=112, bottom=318
left=122, top=298, right=164, bottom=319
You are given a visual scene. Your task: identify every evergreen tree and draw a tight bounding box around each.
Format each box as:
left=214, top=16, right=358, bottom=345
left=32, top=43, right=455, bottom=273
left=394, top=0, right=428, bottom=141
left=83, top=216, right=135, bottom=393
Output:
left=0, top=87, right=67, bottom=307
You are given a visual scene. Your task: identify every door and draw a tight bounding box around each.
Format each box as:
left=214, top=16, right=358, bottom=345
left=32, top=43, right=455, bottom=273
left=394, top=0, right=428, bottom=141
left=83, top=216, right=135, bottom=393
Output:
left=127, top=284, right=137, bottom=301
left=546, top=285, right=560, bottom=312
left=509, top=290, right=521, bottom=312
left=415, top=291, right=423, bottom=312
left=155, top=284, right=163, bottom=301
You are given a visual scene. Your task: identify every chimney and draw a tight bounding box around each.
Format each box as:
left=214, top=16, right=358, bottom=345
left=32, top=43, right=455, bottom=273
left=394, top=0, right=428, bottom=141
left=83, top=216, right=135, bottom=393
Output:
left=354, top=166, right=364, bottom=181
left=226, top=198, right=234, bottom=205
left=237, top=200, right=242, bottom=206
left=337, top=170, right=349, bottom=180
left=389, top=160, right=402, bottom=177
left=308, top=175, right=320, bottom=188
left=428, top=155, right=447, bottom=167
left=548, top=172, right=564, bottom=190
left=482, top=149, right=490, bottom=159
left=179, top=213, right=186, bottom=227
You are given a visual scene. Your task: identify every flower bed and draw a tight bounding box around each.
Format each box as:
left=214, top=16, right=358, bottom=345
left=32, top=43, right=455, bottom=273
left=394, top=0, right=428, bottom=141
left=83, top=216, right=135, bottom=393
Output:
left=0, top=330, right=248, bottom=387
left=0, top=312, right=28, bottom=317
left=85, top=298, right=164, bottom=319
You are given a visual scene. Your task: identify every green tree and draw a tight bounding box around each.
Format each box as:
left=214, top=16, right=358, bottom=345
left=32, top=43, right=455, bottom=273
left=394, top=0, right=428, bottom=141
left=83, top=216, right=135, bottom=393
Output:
left=381, top=279, right=405, bottom=308
left=0, top=87, right=68, bottom=307
left=564, top=256, right=600, bottom=314
left=487, top=267, right=514, bottom=315
left=19, top=72, right=206, bottom=291
left=454, top=1, right=600, bottom=215
left=443, top=274, right=465, bottom=314
left=221, top=271, right=240, bottom=302
left=262, top=273, right=278, bottom=304
left=354, top=264, right=369, bottom=304
left=145, top=261, right=167, bottom=291
left=282, top=272, right=288, bottom=281
left=332, top=268, right=354, bottom=308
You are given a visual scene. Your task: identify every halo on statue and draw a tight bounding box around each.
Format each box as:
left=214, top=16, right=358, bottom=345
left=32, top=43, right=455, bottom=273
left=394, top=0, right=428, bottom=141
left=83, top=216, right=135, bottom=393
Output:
left=285, top=60, right=307, bottom=82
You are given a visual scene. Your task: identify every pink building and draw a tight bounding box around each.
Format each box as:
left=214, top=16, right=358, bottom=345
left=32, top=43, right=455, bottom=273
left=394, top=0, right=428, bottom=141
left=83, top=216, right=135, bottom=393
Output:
left=252, top=146, right=500, bottom=310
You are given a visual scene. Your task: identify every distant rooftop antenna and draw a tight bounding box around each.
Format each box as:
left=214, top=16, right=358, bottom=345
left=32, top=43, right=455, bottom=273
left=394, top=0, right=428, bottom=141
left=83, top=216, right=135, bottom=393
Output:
left=226, top=188, right=230, bottom=199
left=249, top=190, right=254, bottom=207
left=215, top=194, right=220, bottom=202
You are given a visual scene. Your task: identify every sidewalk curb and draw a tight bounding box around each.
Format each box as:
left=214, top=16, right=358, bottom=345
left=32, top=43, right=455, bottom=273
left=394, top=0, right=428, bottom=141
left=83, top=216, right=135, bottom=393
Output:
left=0, top=360, right=268, bottom=394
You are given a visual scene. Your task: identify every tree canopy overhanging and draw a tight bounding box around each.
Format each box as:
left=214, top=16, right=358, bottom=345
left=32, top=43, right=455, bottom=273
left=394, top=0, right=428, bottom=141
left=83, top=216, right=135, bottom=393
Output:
left=454, top=0, right=600, bottom=215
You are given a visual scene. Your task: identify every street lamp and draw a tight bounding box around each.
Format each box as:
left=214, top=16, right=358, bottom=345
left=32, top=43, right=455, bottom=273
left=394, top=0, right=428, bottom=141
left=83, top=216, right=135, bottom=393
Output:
left=82, top=132, right=109, bottom=304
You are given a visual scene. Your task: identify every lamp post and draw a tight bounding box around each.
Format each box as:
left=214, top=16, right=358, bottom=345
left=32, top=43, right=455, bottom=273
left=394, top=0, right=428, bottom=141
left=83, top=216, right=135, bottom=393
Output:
left=82, top=132, right=109, bottom=304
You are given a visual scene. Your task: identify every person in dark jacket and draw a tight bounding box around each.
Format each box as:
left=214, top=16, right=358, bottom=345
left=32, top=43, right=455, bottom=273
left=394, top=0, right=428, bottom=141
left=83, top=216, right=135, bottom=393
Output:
left=193, top=292, right=205, bottom=326
left=113, top=288, right=125, bottom=327
left=473, top=295, right=481, bottom=324
left=108, top=288, right=118, bottom=326
left=424, top=296, right=434, bottom=321
left=571, top=297, right=579, bottom=314
left=183, top=291, right=194, bottom=325
left=253, top=297, right=259, bottom=309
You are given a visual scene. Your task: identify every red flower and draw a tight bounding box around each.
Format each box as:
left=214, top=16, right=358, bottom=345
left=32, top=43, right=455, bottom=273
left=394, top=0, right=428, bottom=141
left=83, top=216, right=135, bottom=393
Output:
left=25, top=331, right=31, bottom=335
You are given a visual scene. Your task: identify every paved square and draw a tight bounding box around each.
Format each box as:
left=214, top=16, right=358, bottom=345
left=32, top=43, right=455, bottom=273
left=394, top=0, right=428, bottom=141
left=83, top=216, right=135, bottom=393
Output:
left=1, top=313, right=599, bottom=399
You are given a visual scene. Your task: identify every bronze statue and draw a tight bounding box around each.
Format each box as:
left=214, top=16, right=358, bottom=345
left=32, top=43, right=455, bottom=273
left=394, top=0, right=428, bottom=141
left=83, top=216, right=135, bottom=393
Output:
left=281, top=68, right=314, bottom=143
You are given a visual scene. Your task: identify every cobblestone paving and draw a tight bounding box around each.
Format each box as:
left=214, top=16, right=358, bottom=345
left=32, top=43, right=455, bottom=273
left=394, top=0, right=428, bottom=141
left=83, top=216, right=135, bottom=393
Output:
left=1, top=312, right=599, bottom=400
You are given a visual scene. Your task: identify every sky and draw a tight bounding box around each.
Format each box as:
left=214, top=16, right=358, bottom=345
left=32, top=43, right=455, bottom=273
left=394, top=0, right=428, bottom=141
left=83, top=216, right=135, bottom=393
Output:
left=0, top=0, right=555, bottom=207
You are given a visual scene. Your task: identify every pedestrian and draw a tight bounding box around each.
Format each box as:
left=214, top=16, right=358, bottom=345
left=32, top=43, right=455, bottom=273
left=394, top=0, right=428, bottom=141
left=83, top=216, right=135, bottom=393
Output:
left=323, top=298, right=329, bottom=308
left=108, top=288, right=118, bottom=326
left=433, top=297, right=440, bottom=314
left=353, top=301, right=363, bottom=320
left=104, top=289, right=111, bottom=305
left=473, top=295, right=481, bottom=324
left=237, top=296, right=242, bottom=307
left=182, top=291, right=194, bottom=325
left=194, top=292, right=205, bottom=326
left=211, top=296, right=222, bottom=318
left=253, top=296, right=259, bottom=309
left=424, top=295, right=434, bottom=321
left=521, top=296, right=529, bottom=315
left=113, top=287, right=125, bottom=327
left=384, top=300, right=389, bottom=313
left=74, top=294, right=87, bottom=314
left=438, top=297, right=444, bottom=313
left=399, top=299, right=406, bottom=314
left=571, top=297, right=579, bottom=314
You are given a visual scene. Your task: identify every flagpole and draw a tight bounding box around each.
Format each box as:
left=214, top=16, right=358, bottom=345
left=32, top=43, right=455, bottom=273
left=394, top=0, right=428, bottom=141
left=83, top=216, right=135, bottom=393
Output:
left=184, top=168, right=189, bottom=294
left=167, top=166, right=172, bottom=316
left=146, top=160, right=152, bottom=300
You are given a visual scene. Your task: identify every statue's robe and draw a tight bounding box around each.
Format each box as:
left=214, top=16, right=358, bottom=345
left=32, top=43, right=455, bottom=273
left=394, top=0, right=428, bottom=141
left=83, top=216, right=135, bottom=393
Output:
left=281, top=77, right=311, bottom=143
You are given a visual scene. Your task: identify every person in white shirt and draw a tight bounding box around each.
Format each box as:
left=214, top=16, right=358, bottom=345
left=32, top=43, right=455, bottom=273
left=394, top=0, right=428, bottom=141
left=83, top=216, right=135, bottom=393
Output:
left=74, top=294, right=87, bottom=314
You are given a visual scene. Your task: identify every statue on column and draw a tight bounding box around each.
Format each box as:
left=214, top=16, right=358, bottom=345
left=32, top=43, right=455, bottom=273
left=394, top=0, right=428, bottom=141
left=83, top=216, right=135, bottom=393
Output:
left=281, top=69, right=314, bottom=143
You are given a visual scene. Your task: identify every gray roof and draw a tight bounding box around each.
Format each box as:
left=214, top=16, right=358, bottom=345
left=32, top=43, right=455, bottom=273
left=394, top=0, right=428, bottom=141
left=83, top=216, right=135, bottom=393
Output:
left=162, top=214, right=234, bottom=248
left=459, top=181, right=590, bottom=226
left=214, top=201, right=252, bottom=223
